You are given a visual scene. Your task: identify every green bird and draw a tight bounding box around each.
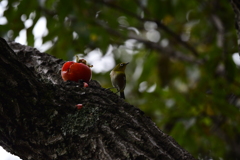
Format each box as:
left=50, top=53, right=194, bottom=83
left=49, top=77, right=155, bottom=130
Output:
left=110, top=62, right=129, bottom=99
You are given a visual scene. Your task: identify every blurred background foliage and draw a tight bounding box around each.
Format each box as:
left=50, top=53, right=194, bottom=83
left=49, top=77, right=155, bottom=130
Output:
left=1, top=0, right=240, bottom=159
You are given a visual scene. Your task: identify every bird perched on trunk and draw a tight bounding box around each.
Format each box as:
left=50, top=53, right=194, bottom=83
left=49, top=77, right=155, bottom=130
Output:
left=110, top=62, right=129, bottom=99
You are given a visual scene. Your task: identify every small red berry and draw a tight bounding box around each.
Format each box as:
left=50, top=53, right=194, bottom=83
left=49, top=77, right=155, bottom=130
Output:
left=83, top=82, right=89, bottom=88
left=76, top=104, right=83, bottom=110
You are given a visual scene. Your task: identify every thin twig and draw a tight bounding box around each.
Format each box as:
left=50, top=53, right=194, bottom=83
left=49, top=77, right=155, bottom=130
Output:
left=95, top=20, right=203, bottom=64
left=96, top=0, right=199, bottom=57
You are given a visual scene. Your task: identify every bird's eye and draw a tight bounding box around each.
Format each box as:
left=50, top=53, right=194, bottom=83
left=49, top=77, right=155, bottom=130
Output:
left=120, top=63, right=124, bottom=66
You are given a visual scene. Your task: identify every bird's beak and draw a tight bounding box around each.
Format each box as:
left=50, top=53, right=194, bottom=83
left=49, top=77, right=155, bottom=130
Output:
left=125, top=62, right=129, bottom=65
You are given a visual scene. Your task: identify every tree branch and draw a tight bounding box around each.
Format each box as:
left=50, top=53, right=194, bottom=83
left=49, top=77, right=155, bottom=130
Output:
left=95, top=20, right=203, bottom=64
left=96, top=0, right=200, bottom=57
left=0, top=38, right=196, bottom=160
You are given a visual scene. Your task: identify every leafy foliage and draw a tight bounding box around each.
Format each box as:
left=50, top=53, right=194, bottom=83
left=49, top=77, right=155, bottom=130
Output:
left=1, top=0, right=240, bottom=159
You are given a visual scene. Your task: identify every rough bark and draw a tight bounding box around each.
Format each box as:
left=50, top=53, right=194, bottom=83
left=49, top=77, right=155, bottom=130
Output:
left=0, top=37, right=196, bottom=160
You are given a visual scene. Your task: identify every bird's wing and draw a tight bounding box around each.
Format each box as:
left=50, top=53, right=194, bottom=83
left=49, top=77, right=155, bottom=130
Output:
left=113, top=72, right=126, bottom=92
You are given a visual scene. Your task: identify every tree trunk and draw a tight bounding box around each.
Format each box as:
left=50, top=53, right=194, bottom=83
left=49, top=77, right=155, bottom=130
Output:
left=0, top=37, right=196, bottom=160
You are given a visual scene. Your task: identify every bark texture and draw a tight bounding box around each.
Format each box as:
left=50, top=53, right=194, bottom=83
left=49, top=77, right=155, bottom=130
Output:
left=0, top=37, right=196, bottom=160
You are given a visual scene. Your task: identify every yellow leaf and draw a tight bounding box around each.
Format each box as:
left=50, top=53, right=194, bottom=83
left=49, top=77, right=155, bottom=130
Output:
left=90, top=34, right=98, bottom=41
left=206, top=105, right=214, bottom=116
left=162, top=15, right=174, bottom=25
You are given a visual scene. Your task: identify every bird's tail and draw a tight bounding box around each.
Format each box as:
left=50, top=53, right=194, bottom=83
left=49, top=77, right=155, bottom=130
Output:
left=120, top=91, right=125, bottom=99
